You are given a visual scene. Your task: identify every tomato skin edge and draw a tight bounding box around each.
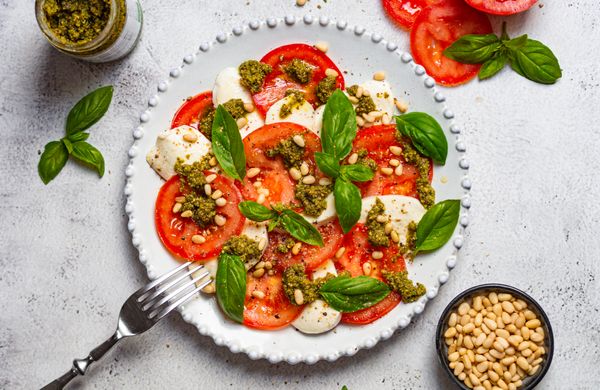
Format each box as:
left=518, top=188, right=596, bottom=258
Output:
left=464, top=0, right=537, bottom=15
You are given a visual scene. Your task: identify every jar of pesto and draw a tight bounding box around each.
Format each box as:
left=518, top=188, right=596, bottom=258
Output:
left=35, top=0, right=143, bottom=63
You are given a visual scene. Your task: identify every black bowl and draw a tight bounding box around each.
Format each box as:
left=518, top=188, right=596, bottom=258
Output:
left=435, top=284, right=554, bottom=389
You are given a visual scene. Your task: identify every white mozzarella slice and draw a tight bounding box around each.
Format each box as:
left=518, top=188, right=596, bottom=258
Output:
left=239, top=111, right=264, bottom=139
left=146, top=125, right=212, bottom=180
left=303, top=193, right=336, bottom=224
left=312, top=105, right=325, bottom=137
left=292, top=260, right=342, bottom=334
left=358, top=80, right=396, bottom=125
left=359, top=195, right=426, bottom=245
left=265, top=95, right=316, bottom=132
left=213, top=67, right=253, bottom=105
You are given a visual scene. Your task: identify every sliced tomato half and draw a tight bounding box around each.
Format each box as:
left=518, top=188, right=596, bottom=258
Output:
left=252, top=43, right=345, bottom=116
left=352, top=125, right=432, bottom=199
left=410, top=0, right=493, bottom=86
left=382, top=0, right=434, bottom=30
left=342, top=293, right=402, bottom=324
left=155, top=174, right=245, bottom=261
left=171, top=91, right=213, bottom=129
left=244, top=273, right=303, bottom=330
left=465, top=0, right=537, bottom=15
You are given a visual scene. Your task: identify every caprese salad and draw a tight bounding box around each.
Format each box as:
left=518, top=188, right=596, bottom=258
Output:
left=146, top=43, right=460, bottom=334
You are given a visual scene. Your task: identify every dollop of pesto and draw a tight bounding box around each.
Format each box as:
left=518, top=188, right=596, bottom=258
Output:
left=397, top=136, right=436, bottom=209
left=356, top=148, right=378, bottom=172
left=198, top=106, right=215, bottom=140
left=366, top=198, right=390, bottom=247
left=316, top=75, right=337, bottom=105
left=174, top=158, right=216, bottom=228
left=295, top=183, right=332, bottom=218
left=347, top=84, right=377, bottom=116
left=222, top=99, right=247, bottom=120
left=222, top=235, right=262, bottom=264
left=277, top=237, right=296, bottom=253
left=399, top=221, right=418, bottom=261
left=382, top=270, right=426, bottom=303
left=282, top=264, right=333, bottom=305
left=180, top=193, right=216, bottom=228
left=175, top=158, right=211, bottom=191
left=280, top=90, right=306, bottom=119
left=239, top=60, right=272, bottom=93
left=266, top=136, right=305, bottom=169
left=42, top=0, right=111, bottom=45
left=283, top=59, right=313, bottom=84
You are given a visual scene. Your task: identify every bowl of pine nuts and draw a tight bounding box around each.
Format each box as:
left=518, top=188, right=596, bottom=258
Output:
left=435, top=284, right=554, bottom=390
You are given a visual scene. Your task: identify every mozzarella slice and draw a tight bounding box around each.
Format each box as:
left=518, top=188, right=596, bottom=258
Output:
left=292, top=260, right=342, bottom=334
left=146, top=125, right=212, bottom=180
left=265, top=95, right=316, bottom=132
left=303, top=193, right=336, bottom=224
left=360, top=80, right=395, bottom=116
left=312, top=105, right=325, bottom=137
left=240, top=220, right=269, bottom=270
left=359, top=195, right=426, bottom=245
left=239, top=111, right=264, bottom=139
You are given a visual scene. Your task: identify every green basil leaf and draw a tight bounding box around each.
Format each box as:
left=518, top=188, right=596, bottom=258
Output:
left=70, top=141, right=105, bottom=177
left=38, top=141, right=69, bottom=184
left=500, top=22, right=509, bottom=41
left=319, top=275, right=390, bottom=313
left=215, top=253, right=246, bottom=324
left=212, top=105, right=246, bottom=180
left=509, top=39, right=562, bottom=84
left=321, top=89, right=357, bottom=160
left=504, top=34, right=528, bottom=52
left=61, top=137, right=73, bottom=154
left=67, top=132, right=90, bottom=142
left=479, top=53, right=507, bottom=80
left=340, top=164, right=374, bottom=182
left=395, top=112, right=448, bottom=165
left=314, top=151, right=340, bottom=178
left=334, top=178, right=361, bottom=233
left=66, top=86, right=113, bottom=135
left=280, top=209, right=324, bottom=247
left=267, top=218, right=279, bottom=232
left=238, top=201, right=278, bottom=222
left=443, top=34, right=502, bottom=64
left=415, top=199, right=460, bottom=254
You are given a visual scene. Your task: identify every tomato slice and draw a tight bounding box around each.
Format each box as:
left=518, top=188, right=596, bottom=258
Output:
left=262, top=220, right=345, bottom=273
left=252, top=43, right=345, bottom=116
left=342, top=293, right=402, bottom=324
left=410, top=0, right=493, bottom=86
left=382, top=0, right=433, bottom=30
left=465, top=0, right=537, bottom=15
left=240, top=122, right=322, bottom=207
left=155, top=174, right=245, bottom=261
left=353, top=125, right=432, bottom=199
left=171, top=91, right=213, bottom=129
left=244, top=272, right=303, bottom=330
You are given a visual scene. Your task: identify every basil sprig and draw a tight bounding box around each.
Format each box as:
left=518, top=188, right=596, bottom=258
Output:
left=414, top=199, right=460, bottom=255
left=211, top=105, right=246, bottom=181
left=444, top=22, right=561, bottom=84
left=215, top=253, right=247, bottom=323
left=238, top=201, right=323, bottom=247
left=38, top=86, right=111, bottom=184
left=315, top=89, right=372, bottom=233
left=319, top=275, right=390, bottom=313
left=395, top=113, right=448, bottom=165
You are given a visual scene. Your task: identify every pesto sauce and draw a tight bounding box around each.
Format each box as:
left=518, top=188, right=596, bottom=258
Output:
left=280, top=90, right=306, bottom=119
left=397, top=137, right=436, bottom=208
left=198, top=106, right=215, bottom=140
left=399, top=221, right=417, bottom=261
left=43, top=0, right=111, bottom=45
left=282, top=264, right=333, bottom=305
left=266, top=136, right=305, bottom=169
left=382, top=270, right=426, bottom=303
left=295, top=183, right=332, bottom=218
left=356, top=148, right=378, bottom=172
left=222, top=99, right=247, bottom=120
left=283, top=59, right=313, bottom=84
left=277, top=237, right=296, bottom=253
left=366, top=198, right=390, bottom=247
left=174, top=158, right=211, bottom=191
left=174, top=158, right=216, bottom=228
left=316, top=75, right=337, bottom=105
left=180, top=193, right=216, bottom=228
left=239, top=60, right=272, bottom=93
left=222, top=235, right=262, bottom=264
left=347, top=84, right=376, bottom=116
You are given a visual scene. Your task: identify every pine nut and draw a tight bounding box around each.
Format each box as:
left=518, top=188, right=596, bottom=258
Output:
left=388, top=158, right=400, bottom=167
left=449, top=313, right=458, bottom=327
left=214, top=215, right=226, bottom=226
left=292, top=134, right=305, bottom=147
left=523, top=310, right=536, bottom=320
left=264, top=261, right=273, bottom=270
left=175, top=196, right=186, bottom=203
left=294, top=289, right=304, bottom=305
left=498, top=293, right=512, bottom=302
left=215, top=197, right=227, bottom=207
left=335, top=246, right=346, bottom=258
left=390, top=230, right=400, bottom=243
left=395, top=165, right=404, bottom=176
left=256, top=193, right=266, bottom=204
left=236, top=117, right=248, bottom=129
left=382, top=114, right=391, bottom=125
left=296, top=0, right=306, bottom=6
left=362, top=262, right=372, bottom=276
left=516, top=357, right=529, bottom=371
left=181, top=210, right=193, bottom=218
left=356, top=86, right=364, bottom=98
left=183, top=132, right=198, bottom=143
left=319, top=178, right=332, bottom=185
left=530, top=333, right=544, bottom=343
left=209, top=156, right=217, bottom=166
left=315, top=41, right=329, bottom=53
left=206, top=174, right=217, bottom=183
left=202, top=282, right=215, bottom=294
left=191, top=235, right=206, bottom=244
left=371, top=251, right=383, bottom=260
left=289, top=167, right=302, bottom=180
left=484, top=318, right=498, bottom=331
left=362, top=89, right=371, bottom=97
left=489, top=292, right=499, bottom=304
left=356, top=115, right=365, bottom=127
left=496, top=329, right=510, bottom=339
left=348, top=153, right=359, bottom=164
left=252, top=290, right=265, bottom=299
left=300, top=162, right=310, bottom=175
left=376, top=215, right=387, bottom=223
left=292, top=242, right=302, bottom=255
left=349, top=96, right=359, bottom=104
left=172, top=203, right=182, bottom=213
left=325, top=68, right=339, bottom=77
left=204, top=184, right=212, bottom=196
left=247, top=167, right=261, bottom=178
left=501, top=301, right=515, bottom=314
left=362, top=113, right=375, bottom=123
left=525, top=319, right=541, bottom=329
left=302, top=175, right=316, bottom=184
left=389, top=145, right=402, bottom=155
left=381, top=167, right=393, bottom=175
left=384, top=222, right=393, bottom=234
left=258, top=238, right=267, bottom=251
left=243, top=102, right=255, bottom=112
left=454, top=361, right=464, bottom=375
left=253, top=268, right=265, bottom=278
left=369, top=110, right=383, bottom=119
left=394, top=98, right=408, bottom=113
left=211, top=190, right=223, bottom=200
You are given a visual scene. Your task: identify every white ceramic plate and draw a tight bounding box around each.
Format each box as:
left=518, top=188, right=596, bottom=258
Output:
left=125, top=15, right=471, bottom=364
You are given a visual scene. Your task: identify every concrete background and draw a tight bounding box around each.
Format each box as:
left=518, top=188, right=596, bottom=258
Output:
left=1, top=0, right=599, bottom=389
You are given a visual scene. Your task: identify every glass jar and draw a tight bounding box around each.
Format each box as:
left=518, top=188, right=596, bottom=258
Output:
left=35, top=0, right=143, bottom=63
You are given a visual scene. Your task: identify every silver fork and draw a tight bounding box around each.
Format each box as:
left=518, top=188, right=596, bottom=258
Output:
left=42, top=261, right=210, bottom=390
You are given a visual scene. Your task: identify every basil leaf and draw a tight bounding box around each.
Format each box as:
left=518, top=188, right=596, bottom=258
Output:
left=66, top=86, right=113, bottom=135
left=395, top=113, right=448, bottom=165
left=61, top=137, right=73, bottom=154
left=509, top=39, right=562, bottom=84
left=38, top=141, right=69, bottom=184
left=443, top=34, right=501, bottom=64
left=321, top=90, right=357, bottom=160
left=267, top=219, right=279, bottom=232
left=314, top=151, right=340, bottom=178
left=479, top=53, right=507, bottom=80
left=340, top=164, right=374, bottom=182
left=280, top=209, right=324, bottom=247
left=414, top=199, right=460, bottom=254
left=70, top=141, right=105, bottom=177
left=334, top=178, right=361, bottom=233
left=320, top=275, right=390, bottom=313
left=215, top=253, right=247, bottom=324
left=67, top=132, right=90, bottom=142
left=238, top=201, right=278, bottom=222
left=212, top=105, right=246, bottom=180
left=504, top=34, right=528, bottom=52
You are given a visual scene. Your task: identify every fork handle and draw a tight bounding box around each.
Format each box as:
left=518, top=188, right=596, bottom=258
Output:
left=41, top=332, right=122, bottom=390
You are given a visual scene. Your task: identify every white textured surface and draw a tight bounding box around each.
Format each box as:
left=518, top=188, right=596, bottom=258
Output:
left=0, top=1, right=598, bottom=389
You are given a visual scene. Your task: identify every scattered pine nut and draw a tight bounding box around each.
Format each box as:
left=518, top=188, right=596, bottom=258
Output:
left=349, top=96, right=359, bottom=104
left=319, top=178, right=332, bottom=186
left=211, top=190, right=223, bottom=200
left=252, top=290, right=265, bottom=299
left=371, top=251, right=383, bottom=260
left=255, top=261, right=265, bottom=270
left=256, top=193, right=266, bottom=204
left=390, top=230, right=400, bottom=243
left=335, top=246, right=346, bottom=258
left=347, top=153, right=359, bottom=165
left=356, top=115, right=365, bottom=127
left=236, top=117, right=248, bottom=129
left=382, top=113, right=391, bottom=125
left=292, top=134, right=305, bottom=147
left=191, top=235, right=206, bottom=244
left=292, top=242, right=302, bottom=255
left=181, top=210, right=193, bottom=218
left=294, top=289, right=304, bottom=305
left=209, top=156, right=217, bottom=166
left=362, top=262, right=372, bottom=276
left=373, top=71, right=386, bottom=81
left=384, top=222, right=393, bottom=234
left=302, top=175, right=316, bottom=184
left=394, top=165, right=404, bottom=176
left=253, top=268, right=265, bottom=278
left=258, top=238, right=267, bottom=251
left=215, top=197, right=227, bottom=207
left=394, top=98, right=408, bottom=113
left=389, top=145, right=402, bottom=156
left=289, top=167, right=302, bottom=180
left=300, top=162, right=310, bottom=176
left=205, top=174, right=217, bottom=183
left=214, top=215, right=226, bottom=226
left=325, top=68, right=339, bottom=78
left=175, top=196, right=186, bottom=203
left=183, top=132, right=198, bottom=143
left=355, top=86, right=364, bottom=98
left=244, top=102, right=255, bottom=113
left=202, top=282, right=215, bottom=294
left=381, top=167, right=394, bottom=176
left=247, top=167, right=261, bottom=178
left=204, top=184, right=212, bottom=196
left=172, top=203, right=182, bottom=213
left=315, top=41, right=329, bottom=53
left=375, top=215, right=387, bottom=223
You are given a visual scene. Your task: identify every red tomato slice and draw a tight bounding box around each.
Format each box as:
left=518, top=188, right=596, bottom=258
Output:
left=465, top=0, right=537, bottom=15
left=263, top=220, right=345, bottom=273
left=410, top=0, right=492, bottom=86
left=342, top=293, right=402, bottom=324
left=244, top=272, right=303, bottom=330
left=353, top=125, right=432, bottom=199
left=240, top=122, right=322, bottom=207
left=171, top=91, right=213, bottom=129
left=252, top=43, right=345, bottom=116
left=382, top=0, right=433, bottom=30
left=155, top=174, right=245, bottom=261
